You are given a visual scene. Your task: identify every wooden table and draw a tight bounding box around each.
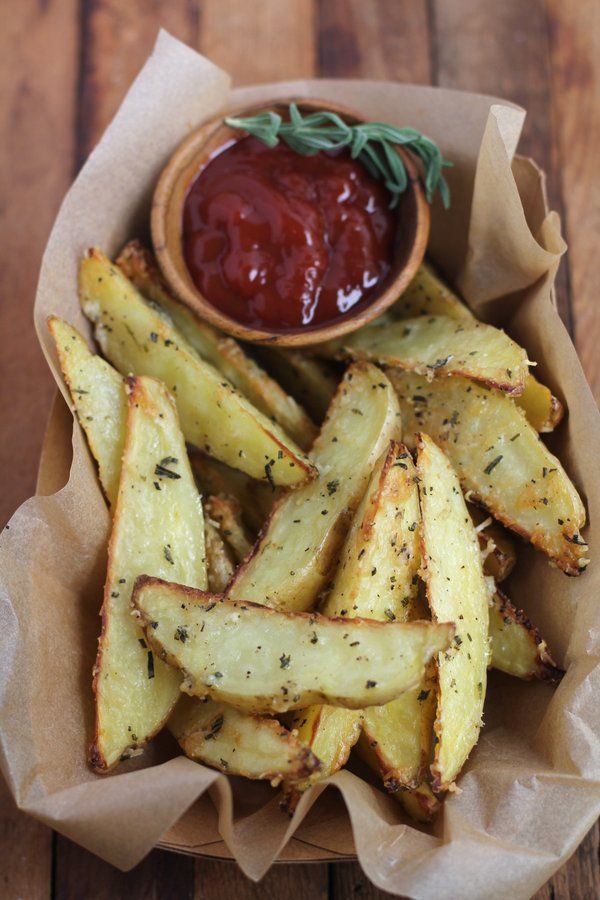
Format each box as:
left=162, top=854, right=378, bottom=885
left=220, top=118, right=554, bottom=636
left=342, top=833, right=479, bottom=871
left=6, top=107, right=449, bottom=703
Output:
left=1, top=2, right=598, bottom=897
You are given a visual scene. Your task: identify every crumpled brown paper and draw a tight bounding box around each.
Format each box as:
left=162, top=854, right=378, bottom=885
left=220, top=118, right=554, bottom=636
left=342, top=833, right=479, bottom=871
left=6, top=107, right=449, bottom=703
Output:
left=1, top=30, right=598, bottom=898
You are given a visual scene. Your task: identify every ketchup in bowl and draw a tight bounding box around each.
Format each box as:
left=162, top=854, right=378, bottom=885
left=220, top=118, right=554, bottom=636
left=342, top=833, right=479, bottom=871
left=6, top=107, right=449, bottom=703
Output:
left=182, top=136, right=396, bottom=332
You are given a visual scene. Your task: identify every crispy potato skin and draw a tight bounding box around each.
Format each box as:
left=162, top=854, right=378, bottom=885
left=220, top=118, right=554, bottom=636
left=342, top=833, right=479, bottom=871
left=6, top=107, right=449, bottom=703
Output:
left=417, top=433, right=490, bottom=792
left=315, top=316, right=529, bottom=395
left=132, top=576, right=454, bottom=714
left=48, top=316, right=127, bottom=508
left=203, top=520, right=235, bottom=593
left=469, top=504, right=517, bottom=583
left=90, top=376, right=206, bottom=772
left=79, top=248, right=316, bottom=487
left=390, top=371, right=588, bottom=575
left=226, top=362, right=403, bottom=612
left=169, top=696, right=321, bottom=783
left=204, top=494, right=253, bottom=563
left=489, top=588, right=563, bottom=682
left=386, top=261, right=563, bottom=432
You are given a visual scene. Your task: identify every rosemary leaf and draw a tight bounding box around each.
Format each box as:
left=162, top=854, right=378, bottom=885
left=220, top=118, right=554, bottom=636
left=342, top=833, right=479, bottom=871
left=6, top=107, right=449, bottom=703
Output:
left=225, top=103, right=452, bottom=207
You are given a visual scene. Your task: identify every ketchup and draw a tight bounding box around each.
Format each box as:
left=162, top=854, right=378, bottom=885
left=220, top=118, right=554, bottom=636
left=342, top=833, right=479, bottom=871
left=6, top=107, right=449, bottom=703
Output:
left=182, top=136, right=396, bottom=331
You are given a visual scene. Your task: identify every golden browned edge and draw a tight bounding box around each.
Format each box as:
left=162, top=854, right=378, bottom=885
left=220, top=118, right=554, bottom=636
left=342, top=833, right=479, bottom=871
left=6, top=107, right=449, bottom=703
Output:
left=223, top=360, right=376, bottom=598
left=204, top=494, right=252, bottom=564
left=132, top=574, right=452, bottom=637
left=478, top=530, right=516, bottom=583
left=222, top=486, right=287, bottom=596
left=188, top=450, right=278, bottom=535
left=47, top=315, right=115, bottom=509
left=177, top=710, right=322, bottom=785
left=281, top=705, right=363, bottom=814
left=361, top=665, right=436, bottom=795
left=319, top=343, right=527, bottom=397
left=357, top=438, right=405, bottom=544
left=117, top=238, right=162, bottom=289
left=132, top=575, right=454, bottom=713
left=547, top=393, right=565, bottom=430
left=151, top=97, right=429, bottom=347
left=493, top=587, right=564, bottom=682
left=398, top=784, right=441, bottom=822
left=414, top=432, right=457, bottom=795
left=466, top=489, right=587, bottom=577
left=88, top=376, right=181, bottom=773
left=362, top=738, right=421, bottom=793
left=84, top=248, right=318, bottom=487
left=358, top=446, right=434, bottom=794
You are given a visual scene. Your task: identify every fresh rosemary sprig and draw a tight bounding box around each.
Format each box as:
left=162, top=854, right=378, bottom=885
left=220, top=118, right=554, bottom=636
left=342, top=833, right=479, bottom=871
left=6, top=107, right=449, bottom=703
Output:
left=224, top=103, right=452, bottom=209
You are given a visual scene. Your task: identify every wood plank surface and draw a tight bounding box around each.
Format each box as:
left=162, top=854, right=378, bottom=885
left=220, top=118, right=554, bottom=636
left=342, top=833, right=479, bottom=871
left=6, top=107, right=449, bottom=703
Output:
left=546, top=0, right=600, bottom=396
left=0, top=1, right=79, bottom=897
left=317, top=0, right=431, bottom=83
left=1, top=1, right=598, bottom=898
left=77, top=0, right=196, bottom=159
left=200, top=0, right=316, bottom=85
left=0, top=0, right=79, bottom=528
left=194, top=860, right=329, bottom=899
left=431, top=0, right=572, bottom=329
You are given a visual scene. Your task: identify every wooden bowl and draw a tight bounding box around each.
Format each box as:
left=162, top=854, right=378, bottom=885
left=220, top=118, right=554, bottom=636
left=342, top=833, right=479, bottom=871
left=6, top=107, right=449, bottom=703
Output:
left=152, top=98, right=430, bottom=347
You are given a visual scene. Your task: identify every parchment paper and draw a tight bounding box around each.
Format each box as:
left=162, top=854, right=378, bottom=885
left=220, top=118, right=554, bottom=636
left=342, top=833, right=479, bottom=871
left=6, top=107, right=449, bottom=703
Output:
left=1, top=30, right=599, bottom=899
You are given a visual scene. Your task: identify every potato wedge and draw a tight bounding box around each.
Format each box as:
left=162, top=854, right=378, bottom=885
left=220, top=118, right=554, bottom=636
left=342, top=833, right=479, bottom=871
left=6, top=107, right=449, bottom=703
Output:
left=361, top=662, right=437, bottom=792
left=341, top=445, right=435, bottom=795
left=255, top=347, right=339, bottom=423
left=489, top=588, right=562, bottom=681
left=397, top=782, right=441, bottom=823
left=204, top=520, right=235, bottom=593
left=285, top=442, right=423, bottom=797
left=48, top=317, right=127, bottom=507
left=390, top=261, right=474, bottom=321
left=417, top=433, right=490, bottom=791
left=190, top=451, right=276, bottom=535
left=227, top=362, right=402, bottom=612
left=387, top=262, right=563, bottom=431
left=390, top=371, right=588, bottom=575
left=316, top=316, right=529, bottom=395
left=354, top=733, right=440, bottom=823
left=515, top=373, right=564, bottom=434
left=204, top=495, right=253, bottom=563
left=470, top=504, right=517, bottom=583
left=90, top=376, right=207, bottom=771
left=116, top=241, right=317, bottom=450
left=79, top=249, right=316, bottom=487
left=285, top=705, right=361, bottom=807
left=133, top=576, right=454, bottom=714
left=322, top=442, right=421, bottom=621
left=169, top=695, right=321, bottom=783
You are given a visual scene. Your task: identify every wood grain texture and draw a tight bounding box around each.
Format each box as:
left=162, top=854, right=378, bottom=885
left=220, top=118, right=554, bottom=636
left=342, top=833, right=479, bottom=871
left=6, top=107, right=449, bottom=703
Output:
left=332, top=862, right=395, bottom=898
left=198, top=2, right=328, bottom=893
left=1, top=1, right=598, bottom=897
left=0, top=0, right=78, bottom=892
left=77, top=0, right=196, bottom=160
left=315, top=6, right=433, bottom=893
left=200, top=0, right=316, bottom=84
left=546, top=0, right=600, bottom=397
left=532, top=822, right=600, bottom=900
left=54, top=840, right=195, bottom=900
left=0, top=0, right=78, bottom=529
left=194, top=859, right=328, bottom=899
left=317, top=0, right=431, bottom=82
left=53, top=0, right=199, bottom=895
left=0, top=783, right=51, bottom=900
left=430, top=0, right=572, bottom=328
